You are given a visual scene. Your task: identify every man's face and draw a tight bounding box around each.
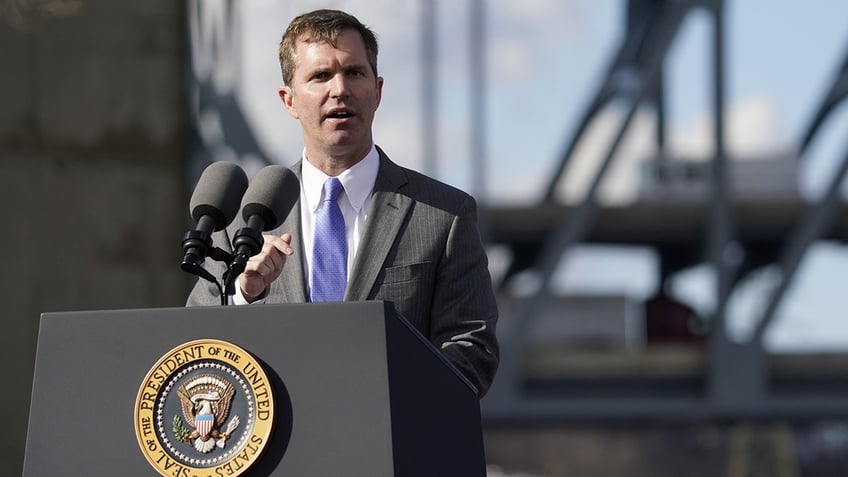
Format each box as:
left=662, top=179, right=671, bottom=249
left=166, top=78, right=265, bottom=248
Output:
left=279, top=29, right=383, bottom=164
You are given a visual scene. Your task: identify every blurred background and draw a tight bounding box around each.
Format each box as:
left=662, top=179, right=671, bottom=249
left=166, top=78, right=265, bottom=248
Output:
left=3, top=0, right=848, bottom=475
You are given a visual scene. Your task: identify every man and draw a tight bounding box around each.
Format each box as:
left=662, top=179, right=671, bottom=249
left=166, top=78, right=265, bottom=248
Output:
left=187, top=9, right=498, bottom=397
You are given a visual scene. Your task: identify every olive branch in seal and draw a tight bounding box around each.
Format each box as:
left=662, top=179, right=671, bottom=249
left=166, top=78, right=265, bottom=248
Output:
left=172, top=415, right=191, bottom=442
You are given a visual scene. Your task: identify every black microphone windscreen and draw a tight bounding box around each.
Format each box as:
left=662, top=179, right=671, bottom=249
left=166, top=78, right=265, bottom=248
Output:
left=241, top=165, right=300, bottom=230
left=189, top=161, right=249, bottom=231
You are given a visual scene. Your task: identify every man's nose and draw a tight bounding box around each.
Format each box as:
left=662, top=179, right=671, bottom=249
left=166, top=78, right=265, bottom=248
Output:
left=329, top=74, right=350, bottom=97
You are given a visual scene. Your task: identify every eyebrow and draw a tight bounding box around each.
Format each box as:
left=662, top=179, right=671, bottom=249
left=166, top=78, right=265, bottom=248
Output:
left=305, top=62, right=369, bottom=77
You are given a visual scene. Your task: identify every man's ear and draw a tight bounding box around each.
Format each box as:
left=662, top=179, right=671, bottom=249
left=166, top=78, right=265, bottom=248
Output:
left=278, top=86, right=299, bottom=119
left=375, top=76, right=384, bottom=108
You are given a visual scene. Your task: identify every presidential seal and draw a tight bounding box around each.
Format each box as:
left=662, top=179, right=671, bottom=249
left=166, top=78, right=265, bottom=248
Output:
left=134, top=339, right=274, bottom=477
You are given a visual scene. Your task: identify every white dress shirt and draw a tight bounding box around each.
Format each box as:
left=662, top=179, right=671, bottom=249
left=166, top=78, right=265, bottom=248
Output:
left=234, top=145, right=379, bottom=304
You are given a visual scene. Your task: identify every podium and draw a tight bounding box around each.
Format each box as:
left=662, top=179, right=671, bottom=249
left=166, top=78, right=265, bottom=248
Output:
left=24, top=301, right=486, bottom=476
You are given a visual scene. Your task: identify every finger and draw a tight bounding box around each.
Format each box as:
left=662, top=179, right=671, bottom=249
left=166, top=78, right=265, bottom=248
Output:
left=258, top=242, right=286, bottom=272
left=248, top=254, right=274, bottom=275
left=266, top=248, right=284, bottom=272
left=264, top=234, right=295, bottom=256
left=260, top=260, right=275, bottom=278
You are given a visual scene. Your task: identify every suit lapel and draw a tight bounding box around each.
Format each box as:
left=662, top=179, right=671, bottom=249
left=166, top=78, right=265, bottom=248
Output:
left=267, top=163, right=308, bottom=303
left=345, top=152, right=413, bottom=301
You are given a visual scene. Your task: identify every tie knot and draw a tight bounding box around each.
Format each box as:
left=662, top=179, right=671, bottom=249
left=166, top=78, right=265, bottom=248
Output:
left=323, top=177, right=344, bottom=202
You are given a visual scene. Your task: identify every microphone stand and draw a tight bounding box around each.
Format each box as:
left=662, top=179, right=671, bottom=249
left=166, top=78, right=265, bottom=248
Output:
left=181, top=230, right=242, bottom=307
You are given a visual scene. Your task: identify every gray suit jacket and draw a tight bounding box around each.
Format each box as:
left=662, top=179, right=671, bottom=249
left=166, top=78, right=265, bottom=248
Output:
left=187, top=149, right=499, bottom=396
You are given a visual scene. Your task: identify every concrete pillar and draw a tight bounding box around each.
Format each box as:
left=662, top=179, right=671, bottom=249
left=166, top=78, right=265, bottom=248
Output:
left=0, top=1, right=188, bottom=473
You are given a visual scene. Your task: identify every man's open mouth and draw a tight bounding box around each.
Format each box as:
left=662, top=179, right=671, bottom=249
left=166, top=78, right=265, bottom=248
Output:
left=326, top=110, right=355, bottom=119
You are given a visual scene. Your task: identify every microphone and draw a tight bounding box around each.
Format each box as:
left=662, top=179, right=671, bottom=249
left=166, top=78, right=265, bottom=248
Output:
left=230, top=165, right=300, bottom=276
left=181, top=161, right=248, bottom=275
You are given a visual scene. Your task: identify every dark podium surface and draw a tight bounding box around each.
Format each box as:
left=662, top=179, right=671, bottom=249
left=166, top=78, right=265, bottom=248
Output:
left=24, top=301, right=485, bottom=476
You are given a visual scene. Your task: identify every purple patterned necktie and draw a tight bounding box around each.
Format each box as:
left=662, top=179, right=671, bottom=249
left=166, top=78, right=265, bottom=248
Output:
left=311, top=177, right=347, bottom=302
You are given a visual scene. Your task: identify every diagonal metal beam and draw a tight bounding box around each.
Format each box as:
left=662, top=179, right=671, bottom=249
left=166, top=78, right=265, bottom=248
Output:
left=753, top=144, right=848, bottom=343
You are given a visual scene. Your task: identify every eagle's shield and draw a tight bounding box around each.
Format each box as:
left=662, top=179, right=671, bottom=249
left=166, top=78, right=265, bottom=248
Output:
left=195, top=413, right=214, bottom=438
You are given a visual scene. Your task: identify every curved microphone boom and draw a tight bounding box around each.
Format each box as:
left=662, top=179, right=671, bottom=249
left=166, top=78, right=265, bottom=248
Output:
left=181, top=161, right=248, bottom=277
left=230, top=165, right=300, bottom=277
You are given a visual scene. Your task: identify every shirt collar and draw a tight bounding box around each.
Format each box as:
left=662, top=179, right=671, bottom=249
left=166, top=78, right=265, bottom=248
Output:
left=301, top=144, right=380, bottom=212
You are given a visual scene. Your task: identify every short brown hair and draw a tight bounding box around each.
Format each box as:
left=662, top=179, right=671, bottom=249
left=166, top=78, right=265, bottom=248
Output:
left=278, top=9, right=379, bottom=86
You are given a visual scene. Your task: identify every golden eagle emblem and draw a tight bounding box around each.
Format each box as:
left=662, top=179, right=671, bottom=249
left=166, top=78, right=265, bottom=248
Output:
left=173, top=373, right=240, bottom=453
